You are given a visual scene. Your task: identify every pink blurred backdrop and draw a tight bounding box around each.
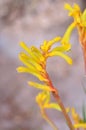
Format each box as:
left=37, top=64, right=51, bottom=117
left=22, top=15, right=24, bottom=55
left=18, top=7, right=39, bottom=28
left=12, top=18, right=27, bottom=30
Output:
left=0, top=0, right=86, bottom=130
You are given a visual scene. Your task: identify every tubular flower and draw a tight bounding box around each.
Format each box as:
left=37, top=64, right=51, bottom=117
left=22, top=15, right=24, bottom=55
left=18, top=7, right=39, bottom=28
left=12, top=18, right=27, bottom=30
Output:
left=36, top=91, right=61, bottom=111
left=17, top=37, right=72, bottom=101
left=36, top=91, right=69, bottom=112
left=17, top=37, right=72, bottom=102
left=17, top=37, right=72, bottom=85
left=65, top=3, right=86, bottom=72
left=17, top=37, right=72, bottom=129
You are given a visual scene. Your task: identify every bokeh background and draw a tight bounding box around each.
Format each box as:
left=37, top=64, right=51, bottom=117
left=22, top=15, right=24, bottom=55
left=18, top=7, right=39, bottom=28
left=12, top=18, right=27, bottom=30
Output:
left=0, top=0, right=86, bottom=130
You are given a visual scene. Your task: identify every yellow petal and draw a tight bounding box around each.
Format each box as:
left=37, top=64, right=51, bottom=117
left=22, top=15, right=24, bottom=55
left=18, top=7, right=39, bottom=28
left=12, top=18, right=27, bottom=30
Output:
left=61, top=22, right=76, bottom=45
left=17, top=66, right=46, bottom=81
left=81, top=9, right=86, bottom=21
left=48, top=51, right=72, bottom=64
left=73, top=3, right=80, bottom=11
left=36, top=91, right=50, bottom=105
left=44, top=91, right=50, bottom=104
left=71, top=107, right=80, bottom=123
left=74, top=123, right=86, bottom=128
left=40, top=37, right=61, bottom=52
left=20, top=42, right=42, bottom=63
left=44, top=103, right=61, bottom=111
left=19, top=52, right=45, bottom=73
left=64, top=3, right=73, bottom=11
left=19, top=53, right=37, bottom=70
left=20, top=42, right=31, bottom=54
left=51, top=44, right=71, bottom=52
left=36, top=92, right=43, bottom=105
left=40, top=40, right=48, bottom=52
left=28, top=81, right=53, bottom=91
left=65, top=3, right=81, bottom=17
left=31, top=46, right=45, bottom=61
left=47, top=37, right=61, bottom=48
left=44, top=103, right=69, bottom=113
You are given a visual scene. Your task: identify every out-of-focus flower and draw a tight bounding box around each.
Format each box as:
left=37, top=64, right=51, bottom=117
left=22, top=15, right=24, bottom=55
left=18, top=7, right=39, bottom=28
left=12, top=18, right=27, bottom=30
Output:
left=65, top=3, right=86, bottom=42
left=65, top=3, right=86, bottom=28
left=71, top=108, right=81, bottom=124
left=65, top=3, right=86, bottom=72
left=70, top=108, right=86, bottom=129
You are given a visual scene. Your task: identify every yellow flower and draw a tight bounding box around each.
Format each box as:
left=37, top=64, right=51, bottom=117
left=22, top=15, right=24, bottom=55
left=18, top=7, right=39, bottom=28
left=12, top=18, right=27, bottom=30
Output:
left=65, top=3, right=86, bottom=42
left=70, top=107, right=86, bottom=129
left=41, top=36, right=72, bottom=64
left=65, top=3, right=86, bottom=38
left=65, top=3, right=86, bottom=72
left=17, top=38, right=72, bottom=84
left=36, top=91, right=61, bottom=111
left=17, top=37, right=72, bottom=119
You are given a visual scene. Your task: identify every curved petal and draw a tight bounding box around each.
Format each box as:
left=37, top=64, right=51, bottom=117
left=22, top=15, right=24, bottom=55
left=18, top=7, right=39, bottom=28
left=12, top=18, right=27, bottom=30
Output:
left=17, top=66, right=46, bottom=81
left=51, top=44, right=71, bottom=52
left=40, top=37, right=61, bottom=52
left=20, top=42, right=42, bottom=63
left=19, top=52, right=45, bottom=73
left=28, top=81, right=53, bottom=91
left=61, top=22, right=76, bottom=45
left=48, top=51, right=72, bottom=64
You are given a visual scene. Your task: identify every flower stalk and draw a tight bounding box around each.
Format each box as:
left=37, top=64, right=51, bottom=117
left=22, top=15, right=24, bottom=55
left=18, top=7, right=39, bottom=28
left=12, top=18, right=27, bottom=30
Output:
left=45, top=72, right=74, bottom=130
left=53, top=91, right=74, bottom=130
left=17, top=3, right=86, bottom=130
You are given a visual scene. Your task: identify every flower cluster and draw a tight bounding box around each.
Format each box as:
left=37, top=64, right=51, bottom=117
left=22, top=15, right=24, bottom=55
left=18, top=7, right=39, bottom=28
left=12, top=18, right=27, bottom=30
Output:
left=65, top=3, right=86, bottom=129
left=65, top=3, right=86, bottom=72
left=17, top=2, right=86, bottom=130
left=17, top=30, right=72, bottom=129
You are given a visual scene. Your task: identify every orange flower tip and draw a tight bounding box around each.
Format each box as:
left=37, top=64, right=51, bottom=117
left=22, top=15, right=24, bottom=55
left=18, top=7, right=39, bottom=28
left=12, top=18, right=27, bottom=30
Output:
left=50, top=88, right=56, bottom=92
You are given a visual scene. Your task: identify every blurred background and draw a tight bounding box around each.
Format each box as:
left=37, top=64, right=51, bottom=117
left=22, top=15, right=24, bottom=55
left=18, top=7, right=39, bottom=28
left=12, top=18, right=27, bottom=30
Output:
left=0, top=0, right=86, bottom=130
